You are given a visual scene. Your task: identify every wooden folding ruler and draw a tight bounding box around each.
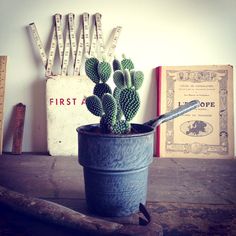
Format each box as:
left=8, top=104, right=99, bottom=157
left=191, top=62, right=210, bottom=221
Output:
left=0, top=56, right=7, bottom=155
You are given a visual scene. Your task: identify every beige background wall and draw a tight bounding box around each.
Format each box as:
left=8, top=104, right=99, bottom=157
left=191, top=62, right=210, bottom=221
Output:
left=0, top=0, right=236, bottom=153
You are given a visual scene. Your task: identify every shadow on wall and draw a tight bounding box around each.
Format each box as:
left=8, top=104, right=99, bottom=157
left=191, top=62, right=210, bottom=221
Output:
left=142, top=69, right=157, bottom=124
left=3, top=107, right=15, bottom=152
left=31, top=79, right=47, bottom=152
left=141, top=69, right=157, bottom=156
left=26, top=25, right=48, bottom=153
left=2, top=26, right=49, bottom=153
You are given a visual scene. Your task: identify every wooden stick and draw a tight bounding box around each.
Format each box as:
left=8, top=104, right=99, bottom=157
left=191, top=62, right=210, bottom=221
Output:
left=12, top=103, right=26, bottom=154
left=0, top=185, right=122, bottom=235
left=0, top=185, right=162, bottom=235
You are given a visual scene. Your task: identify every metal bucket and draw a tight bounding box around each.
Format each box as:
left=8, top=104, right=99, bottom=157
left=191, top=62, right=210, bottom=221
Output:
left=77, top=100, right=199, bottom=217
left=78, top=124, right=154, bottom=217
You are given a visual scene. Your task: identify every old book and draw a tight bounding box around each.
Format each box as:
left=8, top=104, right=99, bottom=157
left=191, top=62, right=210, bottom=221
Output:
left=156, top=65, right=234, bottom=158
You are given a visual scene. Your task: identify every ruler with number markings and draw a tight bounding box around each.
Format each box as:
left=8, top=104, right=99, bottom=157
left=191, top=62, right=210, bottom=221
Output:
left=29, top=13, right=121, bottom=76
left=73, top=21, right=84, bottom=75
left=95, top=13, right=105, bottom=59
left=46, top=27, right=57, bottom=76
left=0, top=56, right=7, bottom=154
left=68, top=13, right=77, bottom=65
left=83, top=12, right=90, bottom=56
left=29, top=23, right=47, bottom=67
left=106, top=26, right=122, bottom=62
left=61, top=16, right=71, bottom=75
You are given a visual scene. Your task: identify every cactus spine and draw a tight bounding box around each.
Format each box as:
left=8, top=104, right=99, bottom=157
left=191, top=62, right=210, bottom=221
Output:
left=85, top=55, right=144, bottom=134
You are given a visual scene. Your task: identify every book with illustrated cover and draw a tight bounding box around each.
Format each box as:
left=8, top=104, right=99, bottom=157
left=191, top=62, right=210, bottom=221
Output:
left=156, top=65, right=234, bottom=158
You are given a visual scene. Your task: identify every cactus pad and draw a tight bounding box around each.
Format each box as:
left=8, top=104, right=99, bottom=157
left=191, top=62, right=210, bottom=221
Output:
left=132, top=71, right=144, bottom=90
left=94, top=83, right=112, bottom=99
left=98, top=61, right=112, bottom=83
left=130, top=69, right=135, bottom=82
left=102, top=93, right=117, bottom=125
left=113, top=87, right=121, bottom=100
left=113, top=58, right=122, bottom=71
left=120, top=88, right=140, bottom=121
left=100, top=114, right=112, bottom=132
left=85, top=57, right=100, bottom=84
left=85, top=95, right=103, bottom=117
left=121, top=55, right=134, bottom=70
left=113, top=70, right=126, bottom=89
left=111, top=120, right=131, bottom=134
left=124, top=69, right=132, bottom=88
left=113, top=87, right=123, bottom=120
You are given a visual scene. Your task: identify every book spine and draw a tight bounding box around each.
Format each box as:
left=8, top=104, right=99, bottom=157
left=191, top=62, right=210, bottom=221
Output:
left=156, top=66, right=162, bottom=157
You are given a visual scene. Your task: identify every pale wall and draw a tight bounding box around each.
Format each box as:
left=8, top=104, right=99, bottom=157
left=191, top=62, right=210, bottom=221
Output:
left=1, top=0, right=236, bottom=152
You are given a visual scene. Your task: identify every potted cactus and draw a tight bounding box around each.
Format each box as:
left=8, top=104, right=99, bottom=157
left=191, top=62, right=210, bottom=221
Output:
left=84, top=55, right=143, bottom=134
left=77, top=56, right=199, bottom=217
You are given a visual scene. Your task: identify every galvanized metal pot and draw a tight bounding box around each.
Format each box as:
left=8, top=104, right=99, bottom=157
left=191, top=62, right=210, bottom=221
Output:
left=77, top=100, right=199, bottom=217
left=78, top=124, right=154, bottom=217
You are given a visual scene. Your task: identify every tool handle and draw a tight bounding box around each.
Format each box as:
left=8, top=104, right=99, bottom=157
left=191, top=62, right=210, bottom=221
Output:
left=144, top=100, right=200, bottom=129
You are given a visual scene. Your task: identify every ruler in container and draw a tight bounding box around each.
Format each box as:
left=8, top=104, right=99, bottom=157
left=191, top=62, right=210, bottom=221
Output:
left=73, top=14, right=88, bottom=75
left=29, top=13, right=122, bottom=76
left=46, top=27, right=57, bottom=76
left=83, top=12, right=90, bottom=57
left=55, top=14, right=64, bottom=68
left=95, top=13, right=105, bottom=59
left=68, top=13, right=77, bottom=66
left=29, top=22, right=57, bottom=76
left=106, top=26, right=122, bottom=62
left=61, top=15, right=71, bottom=76
left=29, top=23, right=47, bottom=68
left=89, top=22, right=98, bottom=57
left=0, top=56, right=7, bottom=155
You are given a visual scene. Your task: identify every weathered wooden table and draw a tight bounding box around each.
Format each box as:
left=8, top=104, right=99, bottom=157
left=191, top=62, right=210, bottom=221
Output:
left=0, top=154, right=236, bottom=235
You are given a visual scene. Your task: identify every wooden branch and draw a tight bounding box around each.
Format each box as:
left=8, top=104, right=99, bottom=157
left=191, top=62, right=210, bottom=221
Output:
left=0, top=185, right=122, bottom=235
left=0, top=185, right=162, bottom=235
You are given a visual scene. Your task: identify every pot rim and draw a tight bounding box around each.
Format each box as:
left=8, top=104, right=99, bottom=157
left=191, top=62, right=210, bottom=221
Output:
left=77, top=123, right=155, bottom=138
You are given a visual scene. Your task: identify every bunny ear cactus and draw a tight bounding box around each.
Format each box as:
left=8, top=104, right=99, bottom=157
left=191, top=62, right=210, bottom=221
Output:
left=121, top=54, right=134, bottom=70
left=94, top=83, right=112, bottom=99
left=102, top=93, right=117, bottom=127
left=113, top=71, right=126, bottom=89
left=113, top=87, right=123, bottom=121
left=113, top=55, right=134, bottom=72
left=131, top=71, right=144, bottom=90
left=85, top=55, right=144, bottom=134
left=98, top=60, right=112, bottom=83
left=85, top=58, right=100, bottom=84
left=112, top=120, right=130, bottom=134
left=113, top=58, right=122, bottom=72
left=85, top=57, right=112, bottom=99
left=119, top=88, right=140, bottom=121
left=85, top=95, right=103, bottom=117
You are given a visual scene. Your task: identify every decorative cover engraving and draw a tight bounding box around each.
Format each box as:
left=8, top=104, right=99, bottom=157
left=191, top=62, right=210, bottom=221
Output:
left=180, top=120, right=213, bottom=137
